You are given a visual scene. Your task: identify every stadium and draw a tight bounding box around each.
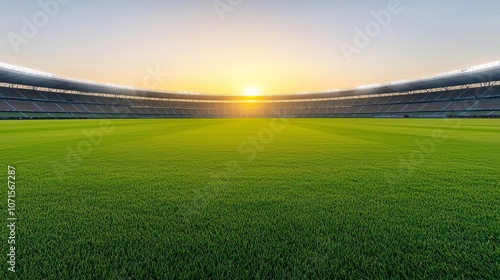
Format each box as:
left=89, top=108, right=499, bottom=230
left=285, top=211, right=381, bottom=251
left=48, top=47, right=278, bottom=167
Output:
left=1, top=61, right=500, bottom=119
left=2, top=1, right=500, bottom=279
left=2, top=61, right=499, bottom=279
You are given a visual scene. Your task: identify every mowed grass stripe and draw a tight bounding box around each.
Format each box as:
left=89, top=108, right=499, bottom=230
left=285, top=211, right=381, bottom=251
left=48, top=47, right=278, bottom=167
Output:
left=0, top=119, right=498, bottom=279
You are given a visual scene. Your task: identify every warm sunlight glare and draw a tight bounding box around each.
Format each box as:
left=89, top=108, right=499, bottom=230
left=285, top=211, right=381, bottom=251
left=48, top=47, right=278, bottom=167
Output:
left=244, top=87, right=261, bottom=96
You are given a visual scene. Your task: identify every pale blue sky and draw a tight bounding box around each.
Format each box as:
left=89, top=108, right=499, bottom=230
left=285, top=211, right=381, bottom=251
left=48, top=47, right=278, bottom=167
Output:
left=1, top=0, right=499, bottom=94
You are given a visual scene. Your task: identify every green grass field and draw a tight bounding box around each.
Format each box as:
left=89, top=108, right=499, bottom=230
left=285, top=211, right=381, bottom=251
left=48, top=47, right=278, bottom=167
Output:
left=1, top=118, right=499, bottom=279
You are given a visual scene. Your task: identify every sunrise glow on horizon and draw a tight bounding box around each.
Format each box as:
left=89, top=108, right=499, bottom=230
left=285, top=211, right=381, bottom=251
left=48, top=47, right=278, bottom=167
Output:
left=1, top=1, right=500, bottom=95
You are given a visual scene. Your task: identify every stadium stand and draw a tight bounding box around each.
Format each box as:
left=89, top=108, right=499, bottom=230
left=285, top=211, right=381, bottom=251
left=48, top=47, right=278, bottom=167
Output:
left=1, top=62, right=500, bottom=119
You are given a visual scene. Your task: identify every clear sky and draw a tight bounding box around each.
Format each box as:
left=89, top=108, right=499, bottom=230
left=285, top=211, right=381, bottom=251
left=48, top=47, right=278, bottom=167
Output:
left=1, top=0, right=500, bottom=95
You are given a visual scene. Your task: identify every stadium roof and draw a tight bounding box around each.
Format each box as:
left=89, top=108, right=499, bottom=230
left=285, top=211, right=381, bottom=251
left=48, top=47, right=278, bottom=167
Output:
left=1, top=61, right=500, bottom=100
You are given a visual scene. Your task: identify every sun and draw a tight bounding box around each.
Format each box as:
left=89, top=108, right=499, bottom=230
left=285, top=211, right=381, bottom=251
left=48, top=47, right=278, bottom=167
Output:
left=243, top=87, right=261, bottom=96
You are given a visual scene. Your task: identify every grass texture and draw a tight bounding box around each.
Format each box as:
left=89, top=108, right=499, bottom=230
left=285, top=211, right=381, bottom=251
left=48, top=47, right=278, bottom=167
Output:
left=1, top=118, right=499, bottom=279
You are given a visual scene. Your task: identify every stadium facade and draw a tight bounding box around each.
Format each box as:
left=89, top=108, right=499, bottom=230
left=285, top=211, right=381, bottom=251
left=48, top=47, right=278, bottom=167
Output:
left=1, top=62, right=500, bottom=119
